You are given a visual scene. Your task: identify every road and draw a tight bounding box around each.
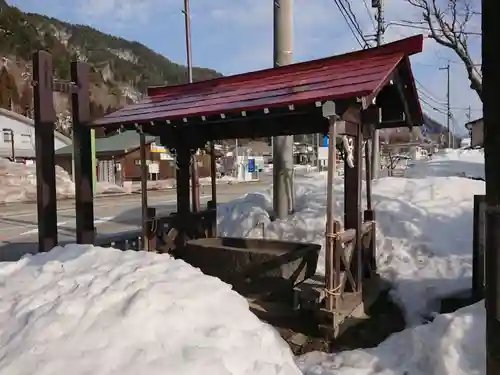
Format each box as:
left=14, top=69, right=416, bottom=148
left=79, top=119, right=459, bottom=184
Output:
left=0, top=180, right=272, bottom=261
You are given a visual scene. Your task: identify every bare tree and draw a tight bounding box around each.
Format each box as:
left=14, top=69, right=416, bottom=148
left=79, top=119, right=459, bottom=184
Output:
left=404, top=0, right=482, bottom=101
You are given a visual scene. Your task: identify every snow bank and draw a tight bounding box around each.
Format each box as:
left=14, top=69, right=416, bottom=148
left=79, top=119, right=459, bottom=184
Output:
left=217, top=160, right=485, bottom=324
left=0, top=245, right=300, bottom=375
left=129, top=175, right=247, bottom=192
left=0, top=159, right=74, bottom=204
left=407, top=149, right=484, bottom=180
left=297, top=301, right=485, bottom=375
left=0, top=159, right=131, bottom=203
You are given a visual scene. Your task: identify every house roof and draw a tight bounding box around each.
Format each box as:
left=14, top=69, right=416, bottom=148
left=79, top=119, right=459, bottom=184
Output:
left=55, top=130, right=156, bottom=156
left=91, top=35, right=424, bottom=128
left=465, top=117, right=483, bottom=130
left=0, top=108, right=72, bottom=145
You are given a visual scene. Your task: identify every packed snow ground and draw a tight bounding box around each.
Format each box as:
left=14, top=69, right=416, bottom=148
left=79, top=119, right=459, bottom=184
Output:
left=217, top=149, right=485, bottom=324
left=407, top=148, right=484, bottom=180
left=298, top=302, right=485, bottom=375
left=0, top=248, right=486, bottom=375
left=0, top=245, right=300, bottom=375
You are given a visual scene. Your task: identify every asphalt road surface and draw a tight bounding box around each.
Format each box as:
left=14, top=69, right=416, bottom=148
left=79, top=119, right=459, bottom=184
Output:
left=0, top=180, right=273, bottom=261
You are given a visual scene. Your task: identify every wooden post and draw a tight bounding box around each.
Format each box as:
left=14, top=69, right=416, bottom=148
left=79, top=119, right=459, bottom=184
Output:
left=191, top=151, right=200, bottom=212
left=483, top=0, right=500, bottom=371
left=325, top=116, right=338, bottom=312
left=33, top=51, right=58, bottom=253
left=361, top=108, right=380, bottom=276
left=472, top=194, right=486, bottom=299
left=176, top=145, right=191, bottom=216
left=140, top=132, right=149, bottom=250
left=146, top=207, right=157, bottom=251
left=344, top=122, right=363, bottom=292
left=210, top=141, right=217, bottom=206
left=71, top=61, right=94, bottom=244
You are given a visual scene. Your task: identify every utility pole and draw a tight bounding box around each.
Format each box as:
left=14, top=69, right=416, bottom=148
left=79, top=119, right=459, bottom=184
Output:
left=439, top=63, right=451, bottom=148
left=183, top=0, right=200, bottom=211
left=273, top=0, right=294, bottom=219
left=467, top=106, right=471, bottom=121
left=483, top=0, right=500, bottom=372
left=371, top=0, right=384, bottom=179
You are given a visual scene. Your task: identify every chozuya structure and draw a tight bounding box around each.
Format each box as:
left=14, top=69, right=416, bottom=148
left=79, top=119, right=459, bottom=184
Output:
left=33, top=35, right=424, bottom=338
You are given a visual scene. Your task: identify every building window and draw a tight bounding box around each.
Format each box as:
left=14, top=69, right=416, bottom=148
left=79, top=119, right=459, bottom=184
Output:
left=21, top=134, right=31, bottom=143
left=134, top=159, right=151, bottom=166
left=3, top=131, right=11, bottom=143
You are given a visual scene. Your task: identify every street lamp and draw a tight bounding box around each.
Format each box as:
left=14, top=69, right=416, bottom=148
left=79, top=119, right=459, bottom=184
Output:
left=2, top=128, right=14, bottom=162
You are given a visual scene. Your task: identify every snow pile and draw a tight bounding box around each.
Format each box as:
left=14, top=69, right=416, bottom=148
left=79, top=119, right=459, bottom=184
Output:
left=0, top=159, right=74, bottom=204
left=217, top=172, right=484, bottom=324
left=407, top=149, right=484, bottom=180
left=129, top=175, right=246, bottom=192
left=298, top=301, right=485, bottom=375
left=0, top=245, right=300, bottom=375
left=0, top=159, right=132, bottom=203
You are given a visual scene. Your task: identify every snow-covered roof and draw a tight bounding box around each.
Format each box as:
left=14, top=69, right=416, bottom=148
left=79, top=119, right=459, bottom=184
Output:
left=465, top=117, right=483, bottom=130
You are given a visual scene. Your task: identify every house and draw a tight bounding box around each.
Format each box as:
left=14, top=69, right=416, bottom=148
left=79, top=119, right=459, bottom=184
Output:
left=465, top=117, right=483, bottom=148
left=55, top=130, right=212, bottom=183
left=0, top=108, right=71, bottom=162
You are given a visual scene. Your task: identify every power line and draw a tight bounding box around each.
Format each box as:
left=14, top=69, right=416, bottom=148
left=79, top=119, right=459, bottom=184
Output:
left=420, top=96, right=448, bottom=115
left=415, top=78, right=447, bottom=103
left=331, top=0, right=369, bottom=48
left=387, top=21, right=481, bottom=36
left=342, top=0, right=367, bottom=38
left=417, top=87, right=447, bottom=106
left=362, top=0, right=376, bottom=29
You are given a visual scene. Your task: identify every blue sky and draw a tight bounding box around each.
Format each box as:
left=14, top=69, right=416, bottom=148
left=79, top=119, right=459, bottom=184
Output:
left=9, top=0, right=482, bottom=135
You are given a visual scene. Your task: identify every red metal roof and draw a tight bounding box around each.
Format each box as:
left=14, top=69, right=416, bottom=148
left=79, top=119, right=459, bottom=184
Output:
left=92, top=35, right=423, bottom=127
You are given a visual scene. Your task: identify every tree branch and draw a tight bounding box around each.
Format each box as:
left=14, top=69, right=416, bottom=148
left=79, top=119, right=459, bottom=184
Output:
left=404, top=0, right=482, bottom=101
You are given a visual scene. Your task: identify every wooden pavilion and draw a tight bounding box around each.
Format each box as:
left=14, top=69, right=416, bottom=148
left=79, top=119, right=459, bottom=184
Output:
left=31, top=34, right=424, bottom=338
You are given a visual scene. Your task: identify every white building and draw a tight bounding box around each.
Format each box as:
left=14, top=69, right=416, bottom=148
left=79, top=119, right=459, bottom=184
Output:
left=465, top=117, right=483, bottom=148
left=0, top=108, right=71, bottom=161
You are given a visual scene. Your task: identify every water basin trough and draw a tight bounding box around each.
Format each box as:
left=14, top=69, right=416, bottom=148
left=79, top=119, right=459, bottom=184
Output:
left=183, top=237, right=321, bottom=297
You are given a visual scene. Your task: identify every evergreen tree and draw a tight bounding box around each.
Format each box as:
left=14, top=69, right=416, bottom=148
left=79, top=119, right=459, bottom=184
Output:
left=0, top=66, right=18, bottom=109
left=18, top=80, right=33, bottom=116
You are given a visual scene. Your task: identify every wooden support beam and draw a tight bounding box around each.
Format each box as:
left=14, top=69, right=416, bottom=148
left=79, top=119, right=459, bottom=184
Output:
left=71, top=61, right=94, bottom=244
left=344, top=122, right=363, bottom=292
left=140, top=131, right=149, bottom=249
left=146, top=207, right=157, bottom=251
left=392, top=69, right=414, bottom=127
left=210, top=141, right=217, bottom=206
left=33, top=51, right=58, bottom=253
left=325, top=115, right=339, bottom=312
left=175, top=144, right=191, bottom=217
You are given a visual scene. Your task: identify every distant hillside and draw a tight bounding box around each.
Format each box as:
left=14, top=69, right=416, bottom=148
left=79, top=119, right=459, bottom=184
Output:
left=0, top=0, right=222, bottom=136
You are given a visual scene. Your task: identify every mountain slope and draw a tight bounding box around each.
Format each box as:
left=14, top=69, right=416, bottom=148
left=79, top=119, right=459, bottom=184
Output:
left=0, top=1, right=222, bottom=135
